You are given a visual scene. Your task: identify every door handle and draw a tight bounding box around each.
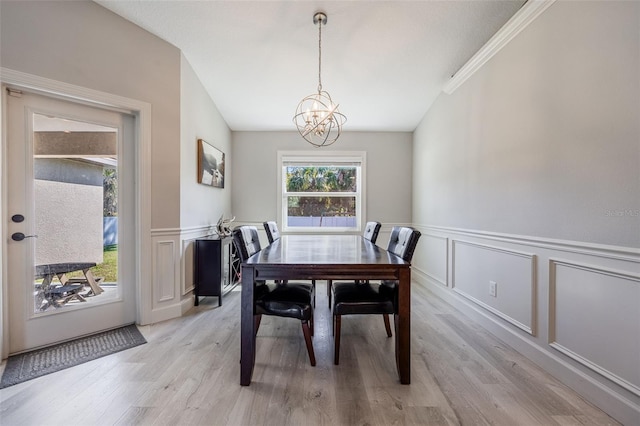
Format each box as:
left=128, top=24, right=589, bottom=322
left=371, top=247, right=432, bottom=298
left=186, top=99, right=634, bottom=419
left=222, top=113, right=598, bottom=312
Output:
left=11, top=232, right=38, bottom=241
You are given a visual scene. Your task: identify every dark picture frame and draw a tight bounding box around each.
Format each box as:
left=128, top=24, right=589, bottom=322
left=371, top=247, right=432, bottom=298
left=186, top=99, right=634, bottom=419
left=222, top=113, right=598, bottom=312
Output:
left=197, top=139, right=225, bottom=188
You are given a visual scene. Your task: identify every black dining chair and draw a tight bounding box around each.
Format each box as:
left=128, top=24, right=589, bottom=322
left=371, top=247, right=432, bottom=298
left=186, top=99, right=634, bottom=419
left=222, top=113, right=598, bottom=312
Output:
left=331, top=226, right=421, bottom=365
left=327, top=221, right=382, bottom=307
left=264, top=220, right=318, bottom=297
left=263, top=221, right=284, bottom=283
left=233, top=225, right=316, bottom=366
left=263, top=221, right=280, bottom=244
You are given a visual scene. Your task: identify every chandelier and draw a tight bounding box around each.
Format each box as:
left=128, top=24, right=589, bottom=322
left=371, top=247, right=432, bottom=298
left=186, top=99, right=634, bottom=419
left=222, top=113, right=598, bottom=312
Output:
left=293, top=12, right=347, bottom=147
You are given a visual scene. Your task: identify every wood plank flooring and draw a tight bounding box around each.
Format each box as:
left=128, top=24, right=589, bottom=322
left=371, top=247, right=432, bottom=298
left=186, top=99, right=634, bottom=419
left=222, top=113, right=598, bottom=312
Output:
left=0, top=282, right=619, bottom=425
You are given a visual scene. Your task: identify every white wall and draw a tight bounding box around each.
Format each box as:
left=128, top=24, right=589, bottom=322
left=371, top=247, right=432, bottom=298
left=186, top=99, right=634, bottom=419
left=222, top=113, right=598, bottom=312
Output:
left=414, top=1, right=639, bottom=248
left=412, top=2, right=640, bottom=424
left=179, top=54, right=232, bottom=229
left=35, top=180, right=103, bottom=265
left=231, top=131, right=413, bottom=239
left=0, top=0, right=181, bottom=229
left=171, top=55, right=233, bottom=310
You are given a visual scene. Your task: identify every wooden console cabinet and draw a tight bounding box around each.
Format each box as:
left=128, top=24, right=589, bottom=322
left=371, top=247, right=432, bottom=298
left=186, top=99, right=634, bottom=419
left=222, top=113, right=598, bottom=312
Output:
left=194, top=236, right=239, bottom=306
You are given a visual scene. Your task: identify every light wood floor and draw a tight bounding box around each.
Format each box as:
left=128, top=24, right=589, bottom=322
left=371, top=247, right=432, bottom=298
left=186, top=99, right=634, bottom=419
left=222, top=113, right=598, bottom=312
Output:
left=0, top=282, right=619, bottom=426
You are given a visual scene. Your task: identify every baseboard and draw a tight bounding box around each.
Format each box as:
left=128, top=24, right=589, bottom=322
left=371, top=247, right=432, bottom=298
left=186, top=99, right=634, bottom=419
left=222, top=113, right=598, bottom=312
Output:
left=180, top=296, right=195, bottom=316
left=148, top=302, right=184, bottom=325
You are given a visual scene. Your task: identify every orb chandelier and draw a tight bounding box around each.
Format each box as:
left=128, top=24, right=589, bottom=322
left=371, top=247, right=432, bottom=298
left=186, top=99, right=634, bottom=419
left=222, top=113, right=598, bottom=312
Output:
left=293, top=12, right=346, bottom=148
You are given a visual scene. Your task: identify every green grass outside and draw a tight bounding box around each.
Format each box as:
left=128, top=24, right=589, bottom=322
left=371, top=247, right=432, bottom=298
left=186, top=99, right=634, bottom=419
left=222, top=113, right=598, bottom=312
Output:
left=65, top=245, right=118, bottom=282
left=92, top=245, right=118, bottom=282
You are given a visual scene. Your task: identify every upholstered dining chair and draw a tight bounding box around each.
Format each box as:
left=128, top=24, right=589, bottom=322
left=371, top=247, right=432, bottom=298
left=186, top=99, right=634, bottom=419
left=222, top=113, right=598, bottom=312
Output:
left=263, top=221, right=284, bottom=284
left=263, top=221, right=280, bottom=244
left=331, top=226, right=421, bottom=365
left=362, top=221, right=382, bottom=244
left=327, top=221, right=382, bottom=307
left=264, top=220, right=318, bottom=295
left=232, top=225, right=316, bottom=366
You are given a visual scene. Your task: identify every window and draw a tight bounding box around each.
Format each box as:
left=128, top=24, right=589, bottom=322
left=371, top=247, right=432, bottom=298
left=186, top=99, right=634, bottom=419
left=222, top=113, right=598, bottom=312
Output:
left=278, top=151, right=366, bottom=233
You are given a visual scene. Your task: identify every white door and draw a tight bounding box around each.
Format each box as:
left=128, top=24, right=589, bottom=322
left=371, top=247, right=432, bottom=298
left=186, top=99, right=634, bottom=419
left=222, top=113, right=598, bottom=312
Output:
left=6, top=89, right=136, bottom=353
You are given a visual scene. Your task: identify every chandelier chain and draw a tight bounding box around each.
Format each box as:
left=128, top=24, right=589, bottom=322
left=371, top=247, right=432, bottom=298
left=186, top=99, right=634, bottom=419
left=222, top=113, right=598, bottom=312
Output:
left=317, top=17, right=322, bottom=93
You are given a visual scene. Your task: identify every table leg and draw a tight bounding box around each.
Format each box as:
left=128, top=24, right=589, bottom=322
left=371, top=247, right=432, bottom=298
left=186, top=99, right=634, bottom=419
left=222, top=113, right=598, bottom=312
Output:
left=37, top=274, right=54, bottom=311
left=396, top=267, right=411, bottom=384
left=83, top=269, right=104, bottom=295
left=41, top=274, right=54, bottom=290
left=240, top=265, right=256, bottom=386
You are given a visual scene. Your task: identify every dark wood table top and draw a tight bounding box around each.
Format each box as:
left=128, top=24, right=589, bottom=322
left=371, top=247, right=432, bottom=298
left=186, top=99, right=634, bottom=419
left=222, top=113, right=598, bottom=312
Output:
left=244, top=235, right=409, bottom=280
left=35, top=262, right=97, bottom=278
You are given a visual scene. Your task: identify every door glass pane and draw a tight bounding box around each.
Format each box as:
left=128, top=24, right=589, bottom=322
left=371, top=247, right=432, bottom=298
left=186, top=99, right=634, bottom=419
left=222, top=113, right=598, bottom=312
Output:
left=32, top=113, right=118, bottom=313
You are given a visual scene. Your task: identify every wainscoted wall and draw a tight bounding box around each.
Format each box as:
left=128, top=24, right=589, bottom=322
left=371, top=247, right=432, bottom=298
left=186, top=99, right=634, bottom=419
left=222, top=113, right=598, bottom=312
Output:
left=452, top=240, right=536, bottom=335
left=411, top=3, right=639, bottom=423
left=411, top=225, right=640, bottom=425
left=150, top=225, right=217, bottom=324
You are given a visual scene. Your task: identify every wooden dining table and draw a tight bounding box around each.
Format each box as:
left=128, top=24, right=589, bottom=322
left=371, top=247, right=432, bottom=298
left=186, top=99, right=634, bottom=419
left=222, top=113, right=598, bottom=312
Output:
left=240, top=234, right=412, bottom=385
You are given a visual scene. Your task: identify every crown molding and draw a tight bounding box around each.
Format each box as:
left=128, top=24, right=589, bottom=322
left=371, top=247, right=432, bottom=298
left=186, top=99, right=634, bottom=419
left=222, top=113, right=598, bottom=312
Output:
left=443, top=0, right=556, bottom=94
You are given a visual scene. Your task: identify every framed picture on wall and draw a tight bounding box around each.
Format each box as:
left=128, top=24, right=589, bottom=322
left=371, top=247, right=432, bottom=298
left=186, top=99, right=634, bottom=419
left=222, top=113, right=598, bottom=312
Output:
left=197, top=139, right=225, bottom=188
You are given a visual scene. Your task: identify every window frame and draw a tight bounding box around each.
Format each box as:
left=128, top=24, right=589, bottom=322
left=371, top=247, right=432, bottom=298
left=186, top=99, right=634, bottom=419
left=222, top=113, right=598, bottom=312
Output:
left=277, top=151, right=366, bottom=234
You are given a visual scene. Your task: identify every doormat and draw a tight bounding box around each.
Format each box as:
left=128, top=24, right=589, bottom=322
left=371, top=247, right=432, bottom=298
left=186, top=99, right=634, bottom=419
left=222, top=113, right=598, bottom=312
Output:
left=0, top=324, right=146, bottom=389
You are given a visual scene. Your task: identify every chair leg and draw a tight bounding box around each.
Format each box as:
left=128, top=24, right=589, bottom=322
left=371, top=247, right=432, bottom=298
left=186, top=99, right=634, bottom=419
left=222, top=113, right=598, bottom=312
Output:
left=334, top=314, right=341, bottom=365
left=383, top=314, right=392, bottom=337
left=327, top=280, right=333, bottom=307
left=394, top=313, right=398, bottom=336
left=310, top=312, right=314, bottom=337
left=301, top=320, right=316, bottom=366
left=312, top=279, right=316, bottom=307
left=332, top=310, right=335, bottom=336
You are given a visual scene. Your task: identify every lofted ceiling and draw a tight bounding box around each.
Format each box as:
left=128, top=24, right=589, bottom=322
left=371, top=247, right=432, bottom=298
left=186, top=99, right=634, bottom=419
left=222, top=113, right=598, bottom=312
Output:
left=95, top=0, right=525, bottom=132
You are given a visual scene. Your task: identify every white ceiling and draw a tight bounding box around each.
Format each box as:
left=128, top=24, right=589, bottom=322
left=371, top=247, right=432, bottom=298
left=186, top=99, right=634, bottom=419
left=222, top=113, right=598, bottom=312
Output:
left=95, top=0, right=525, bottom=132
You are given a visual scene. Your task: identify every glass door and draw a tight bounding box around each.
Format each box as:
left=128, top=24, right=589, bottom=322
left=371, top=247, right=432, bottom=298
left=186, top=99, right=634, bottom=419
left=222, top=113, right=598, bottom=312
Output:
left=6, top=89, right=136, bottom=353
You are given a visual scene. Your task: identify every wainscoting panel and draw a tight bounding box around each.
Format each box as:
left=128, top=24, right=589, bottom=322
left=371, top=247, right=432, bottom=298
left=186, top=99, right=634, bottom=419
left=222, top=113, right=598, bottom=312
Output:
left=181, top=238, right=196, bottom=296
left=452, top=240, right=536, bottom=335
left=150, top=226, right=220, bottom=322
left=550, top=259, right=640, bottom=396
left=423, top=233, right=448, bottom=286
left=154, top=240, right=176, bottom=302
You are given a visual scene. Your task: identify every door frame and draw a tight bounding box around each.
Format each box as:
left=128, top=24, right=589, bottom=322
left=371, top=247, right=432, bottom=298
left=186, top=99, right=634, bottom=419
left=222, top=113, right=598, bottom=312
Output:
left=0, top=68, right=153, bottom=359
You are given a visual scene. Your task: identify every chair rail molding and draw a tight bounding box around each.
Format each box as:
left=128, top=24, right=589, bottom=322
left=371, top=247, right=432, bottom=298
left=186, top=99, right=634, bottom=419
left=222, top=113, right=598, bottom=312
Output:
left=419, top=224, right=640, bottom=261
left=443, top=0, right=557, bottom=94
